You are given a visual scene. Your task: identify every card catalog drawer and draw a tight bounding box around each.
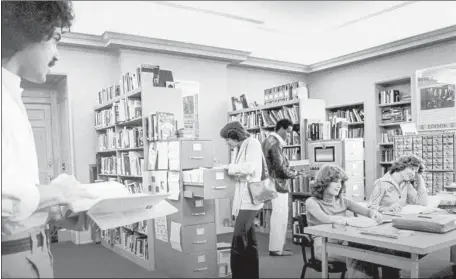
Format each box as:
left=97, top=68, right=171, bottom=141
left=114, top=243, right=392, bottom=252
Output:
left=180, top=141, right=214, bottom=170
left=184, top=250, right=217, bottom=278
left=181, top=223, right=216, bottom=253
left=181, top=198, right=215, bottom=225
left=184, top=169, right=236, bottom=200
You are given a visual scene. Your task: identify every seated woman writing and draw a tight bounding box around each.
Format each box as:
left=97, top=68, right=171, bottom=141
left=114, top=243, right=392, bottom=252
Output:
left=305, top=164, right=383, bottom=278
left=368, top=154, right=428, bottom=213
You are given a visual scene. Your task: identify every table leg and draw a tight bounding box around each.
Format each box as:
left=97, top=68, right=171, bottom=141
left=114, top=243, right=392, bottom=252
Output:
left=321, top=237, right=328, bottom=279
left=410, top=253, right=419, bottom=279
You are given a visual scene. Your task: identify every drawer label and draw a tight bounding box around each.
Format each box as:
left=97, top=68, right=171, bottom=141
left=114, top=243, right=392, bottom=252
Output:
left=193, top=144, right=202, bottom=151
left=197, top=255, right=206, bottom=263
left=195, top=200, right=204, bottom=208
left=216, top=172, right=224, bottom=180
left=196, top=227, right=205, bottom=235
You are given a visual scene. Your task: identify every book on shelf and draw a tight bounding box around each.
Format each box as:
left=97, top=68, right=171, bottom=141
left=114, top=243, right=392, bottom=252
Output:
left=292, top=200, right=306, bottom=218
left=117, top=151, right=144, bottom=177
left=116, top=98, right=142, bottom=123
left=97, top=84, right=121, bottom=105
left=101, top=228, right=149, bottom=260
left=146, top=112, right=177, bottom=141
left=95, top=107, right=116, bottom=128
left=379, top=89, right=401, bottom=105
left=98, top=155, right=117, bottom=175
left=328, top=107, right=364, bottom=123
left=264, top=81, right=307, bottom=104
left=52, top=174, right=178, bottom=230
left=229, top=105, right=299, bottom=128
left=381, top=107, right=412, bottom=123
left=306, top=120, right=331, bottom=141
left=381, top=129, right=401, bottom=143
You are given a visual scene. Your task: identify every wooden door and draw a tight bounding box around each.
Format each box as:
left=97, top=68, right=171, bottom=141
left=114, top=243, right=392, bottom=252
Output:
left=24, top=103, right=55, bottom=184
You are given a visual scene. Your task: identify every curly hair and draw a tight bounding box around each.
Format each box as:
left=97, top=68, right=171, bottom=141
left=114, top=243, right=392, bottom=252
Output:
left=389, top=154, right=424, bottom=174
left=311, top=164, right=348, bottom=200
left=1, top=1, right=74, bottom=60
left=220, top=121, right=250, bottom=141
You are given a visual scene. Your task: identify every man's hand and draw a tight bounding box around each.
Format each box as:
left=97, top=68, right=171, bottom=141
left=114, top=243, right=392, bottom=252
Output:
left=369, top=210, right=383, bottom=224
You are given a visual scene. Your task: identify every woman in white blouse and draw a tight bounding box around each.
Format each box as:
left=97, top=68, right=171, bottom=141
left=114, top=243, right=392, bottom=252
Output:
left=220, top=121, right=263, bottom=279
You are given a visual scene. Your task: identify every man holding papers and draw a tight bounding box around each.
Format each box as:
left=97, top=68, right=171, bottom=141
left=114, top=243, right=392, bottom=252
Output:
left=1, top=2, right=98, bottom=278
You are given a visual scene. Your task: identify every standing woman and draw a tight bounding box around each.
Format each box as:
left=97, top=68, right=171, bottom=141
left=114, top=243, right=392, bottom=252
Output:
left=220, top=121, right=264, bottom=279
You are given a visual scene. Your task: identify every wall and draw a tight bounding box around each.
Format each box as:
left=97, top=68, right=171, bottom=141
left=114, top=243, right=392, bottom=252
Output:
left=51, top=46, right=120, bottom=183
left=227, top=65, right=307, bottom=105
left=307, top=38, right=456, bottom=198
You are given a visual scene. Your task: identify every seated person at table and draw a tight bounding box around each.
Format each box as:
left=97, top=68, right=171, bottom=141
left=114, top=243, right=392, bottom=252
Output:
left=368, top=154, right=428, bottom=213
left=306, top=164, right=383, bottom=278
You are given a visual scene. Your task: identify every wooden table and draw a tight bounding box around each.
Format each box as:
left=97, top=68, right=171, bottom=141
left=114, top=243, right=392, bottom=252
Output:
left=305, top=223, right=456, bottom=278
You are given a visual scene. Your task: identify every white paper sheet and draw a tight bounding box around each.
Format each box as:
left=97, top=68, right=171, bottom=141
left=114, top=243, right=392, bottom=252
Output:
left=168, top=141, right=180, bottom=170
left=170, top=222, right=182, bottom=251
left=157, top=142, right=169, bottom=170
left=167, top=172, right=180, bottom=201
left=154, top=216, right=169, bottom=242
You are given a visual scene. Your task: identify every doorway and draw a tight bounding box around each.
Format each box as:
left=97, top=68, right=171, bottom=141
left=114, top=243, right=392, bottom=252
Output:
left=21, top=75, right=73, bottom=184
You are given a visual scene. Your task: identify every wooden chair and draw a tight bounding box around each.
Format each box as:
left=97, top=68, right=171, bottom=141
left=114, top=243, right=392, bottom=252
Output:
left=296, top=215, right=346, bottom=279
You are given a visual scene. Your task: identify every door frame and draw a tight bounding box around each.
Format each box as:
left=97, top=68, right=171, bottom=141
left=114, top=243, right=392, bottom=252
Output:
left=22, top=91, right=60, bottom=180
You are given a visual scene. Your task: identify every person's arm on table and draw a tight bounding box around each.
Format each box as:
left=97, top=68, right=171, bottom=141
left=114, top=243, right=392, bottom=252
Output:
left=345, top=198, right=383, bottom=223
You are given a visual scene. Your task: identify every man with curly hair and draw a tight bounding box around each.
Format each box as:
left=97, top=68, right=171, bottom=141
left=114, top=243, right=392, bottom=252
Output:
left=2, top=2, right=97, bottom=278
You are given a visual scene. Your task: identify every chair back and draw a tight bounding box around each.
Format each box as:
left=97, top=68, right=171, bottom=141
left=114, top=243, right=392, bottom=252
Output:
left=295, top=214, right=316, bottom=260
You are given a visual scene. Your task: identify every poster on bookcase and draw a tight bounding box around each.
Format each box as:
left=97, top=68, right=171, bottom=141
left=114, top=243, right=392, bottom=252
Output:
left=416, top=63, right=456, bottom=131
left=175, top=81, right=200, bottom=138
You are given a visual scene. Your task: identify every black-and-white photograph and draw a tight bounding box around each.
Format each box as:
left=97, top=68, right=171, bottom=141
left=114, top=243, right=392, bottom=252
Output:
left=420, top=84, right=456, bottom=110
left=2, top=1, right=456, bottom=279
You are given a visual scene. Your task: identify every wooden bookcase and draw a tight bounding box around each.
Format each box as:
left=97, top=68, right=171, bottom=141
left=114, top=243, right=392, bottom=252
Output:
left=375, top=77, right=412, bottom=177
left=93, top=69, right=183, bottom=270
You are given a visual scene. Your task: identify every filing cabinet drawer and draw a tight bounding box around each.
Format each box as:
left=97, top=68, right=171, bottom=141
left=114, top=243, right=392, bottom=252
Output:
left=181, top=223, right=216, bottom=254
left=184, top=169, right=236, bottom=200
left=180, top=140, right=214, bottom=170
left=345, top=161, right=364, bottom=179
left=181, top=198, right=215, bottom=225
left=345, top=179, right=364, bottom=202
left=183, top=250, right=217, bottom=278
left=344, top=140, right=364, bottom=161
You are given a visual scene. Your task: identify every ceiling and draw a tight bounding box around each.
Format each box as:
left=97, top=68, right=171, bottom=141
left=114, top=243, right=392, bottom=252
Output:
left=71, top=1, right=456, bottom=65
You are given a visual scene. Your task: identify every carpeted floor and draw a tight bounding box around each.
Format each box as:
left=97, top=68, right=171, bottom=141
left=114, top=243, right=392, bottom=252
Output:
left=52, top=233, right=454, bottom=278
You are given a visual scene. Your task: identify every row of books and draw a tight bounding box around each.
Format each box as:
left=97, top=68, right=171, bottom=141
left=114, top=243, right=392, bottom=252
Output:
left=291, top=200, right=306, bottom=218
left=251, top=130, right=301, bottom=146
left=381, top=149, right=394, bottom=162
left=95, top=99, right=142, bottom=128
left=98, top=151, right=144, bottom=177
left=378, top=89, right=411, bottom=105
left=124, top=180, right=144, bottom=194
left=381, top=107, right=412, bottom=123
left=124, top=220, right=148, bottom=235
left=122, top=232, right=149, bottom=260
left=284, top=147, right=300, bottom=161
left=264, top=81, right=307, bottom=105
left=290, top=176, right=310, bottom=193
left=229, top=106, right=300, bottom=129
left=98, top=127, right=144, bottom=151
left=347, top=128, right=364, bottom=139
left=328, top=107, right=364, bottom=123
left=307, top=121, right=331, bottom=141
left=145, top=112, right=177, bottom=141
left=381, top=129, right=401, bottom=143
left=96, top=84, right=122, bottom=106
left=230, top=94, right=257, bottom=111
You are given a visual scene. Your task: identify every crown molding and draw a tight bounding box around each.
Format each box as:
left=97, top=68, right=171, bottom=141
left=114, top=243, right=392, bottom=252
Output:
left=236, top=56, right=311, bottom=74
left=309, top=24, right=456, bottom=73
left=61, top=32, right=250, bottom=63
left=61, top=25, right=456, bottom=74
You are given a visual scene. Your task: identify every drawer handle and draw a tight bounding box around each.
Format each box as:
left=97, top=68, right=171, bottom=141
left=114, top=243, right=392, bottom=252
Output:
left=194, top=267, right=208, bottom=272
left=212, top=186, right=227, bottom=190
left=190, top=156, right=204, bottom=160
left=192, top=212, right=206, bottom=216
left=193, top=240, right=207, bottom=244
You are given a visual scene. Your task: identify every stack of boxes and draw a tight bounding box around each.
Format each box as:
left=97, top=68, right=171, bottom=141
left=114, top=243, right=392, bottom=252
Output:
left=264, top=81, right=308, bottom=104
left=393, top=133, right=455, bottom=194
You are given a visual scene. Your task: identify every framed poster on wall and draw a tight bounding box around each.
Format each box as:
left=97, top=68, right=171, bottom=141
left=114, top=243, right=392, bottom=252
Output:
left=416, top=63, right=456, bottom=131
left=175, top=81, right=200, bottom=138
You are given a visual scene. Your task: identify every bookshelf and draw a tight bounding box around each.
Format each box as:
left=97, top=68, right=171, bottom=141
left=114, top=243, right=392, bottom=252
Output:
left=227, top=98, right=308, bottom=235
left=375, top=77, right=412, bottom=177
left=94, top=66, right=183, bottom=270
left=326, top=102, right=365, bottom=140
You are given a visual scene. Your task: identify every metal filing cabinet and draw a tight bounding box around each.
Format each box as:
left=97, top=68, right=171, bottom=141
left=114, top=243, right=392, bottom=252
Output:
left=152, top=139, right=233, bottom=278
